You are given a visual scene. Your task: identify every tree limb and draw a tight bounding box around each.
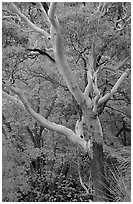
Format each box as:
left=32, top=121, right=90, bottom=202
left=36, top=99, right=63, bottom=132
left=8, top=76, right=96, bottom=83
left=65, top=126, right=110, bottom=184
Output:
left=27, top=48, right=55, bottom=63
left=10, top=2, right=86, bottom=105
left=77, top=158, right=89, bottom=194
left=98, top=68, right=130, bottom=106
left=36, top=2, right=50, bottom=26
left=48, top=2, right=58, bottom=21
left=48, top=3, right=85, bottom=104
left=10, top=3, right=50, bottom=38
left=3, top=83, right=87, bottom=152
left=100, top=57, right=129, bottom=72
left=2, top=91, right=24, bottom=108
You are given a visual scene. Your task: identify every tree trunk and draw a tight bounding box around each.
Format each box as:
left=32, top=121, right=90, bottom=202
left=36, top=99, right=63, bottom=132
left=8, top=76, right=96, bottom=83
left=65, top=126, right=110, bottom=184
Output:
left=92, top=142, right=113, bottom=201
left=6, top=3, right=130, bottom=202
left=82, top=105, right=112, bottom=201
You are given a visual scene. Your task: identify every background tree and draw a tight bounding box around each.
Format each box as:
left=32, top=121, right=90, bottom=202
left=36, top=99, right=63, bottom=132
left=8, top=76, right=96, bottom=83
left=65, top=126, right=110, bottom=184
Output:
left=2, top=2, right=131, bottom=202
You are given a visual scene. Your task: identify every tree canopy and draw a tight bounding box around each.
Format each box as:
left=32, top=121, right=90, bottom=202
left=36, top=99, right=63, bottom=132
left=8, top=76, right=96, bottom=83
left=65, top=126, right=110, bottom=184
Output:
left=2, top=2, right=131, bottom=202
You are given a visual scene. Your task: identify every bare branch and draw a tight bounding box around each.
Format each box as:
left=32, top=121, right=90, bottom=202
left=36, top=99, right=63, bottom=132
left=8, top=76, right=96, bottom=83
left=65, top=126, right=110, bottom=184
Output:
left=98, top=68, right=130, bottom=106
left=48, top=2, right=58, bottom=21
left=10, top=3, right=50, bottom=38
left=2, top=91, right=24, bottom=108
left=27, top=48, right=55, bottom=63
left=77, top=158, right=89, bottom=194
left=36, top=2, right=50, bottom=26
left=3, top=83, right=87, bottom=152
left=2, top=15, right=20, bottom=20
left=9, top=2, right=85, bottom=105
left=100, top=57, right=130, bottom=72
left=48, top=3, right=85, bottom=104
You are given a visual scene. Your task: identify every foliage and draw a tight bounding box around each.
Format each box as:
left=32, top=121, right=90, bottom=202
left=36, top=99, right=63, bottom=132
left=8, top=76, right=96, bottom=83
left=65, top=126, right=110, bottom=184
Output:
left=2, top=2, right=130, bottom=202
left=105, top=150, right=131, bottom=202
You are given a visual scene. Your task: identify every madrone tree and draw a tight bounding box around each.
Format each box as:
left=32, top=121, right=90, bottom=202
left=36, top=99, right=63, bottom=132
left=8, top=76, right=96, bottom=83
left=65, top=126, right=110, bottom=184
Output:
left=2, top=2, right=130, bottom=202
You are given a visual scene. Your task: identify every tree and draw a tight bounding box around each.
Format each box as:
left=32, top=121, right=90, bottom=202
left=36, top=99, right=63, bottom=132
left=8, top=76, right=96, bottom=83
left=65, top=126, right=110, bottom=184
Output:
left=2, top=2, right=131, bottom=201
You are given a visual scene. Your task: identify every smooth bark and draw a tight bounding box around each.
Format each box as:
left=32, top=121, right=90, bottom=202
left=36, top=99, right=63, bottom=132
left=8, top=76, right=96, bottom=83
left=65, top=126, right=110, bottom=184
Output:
left=2, top=2, right=130, bottom=201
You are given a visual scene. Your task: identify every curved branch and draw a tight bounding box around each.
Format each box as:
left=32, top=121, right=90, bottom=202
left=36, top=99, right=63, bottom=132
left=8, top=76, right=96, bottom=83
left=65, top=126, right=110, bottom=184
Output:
left=27, top=48, right=55, bottom=63
left=98, top=68, right=130, bottom=106
left=77, top=158, right=89, bottom=194
left=10, top=3, right=50, bottom=38
left=48, top=3, right=85, bottom=104
left=3, top=84, right=87, bottom=152
left=2, top=91, right=24, bottom=108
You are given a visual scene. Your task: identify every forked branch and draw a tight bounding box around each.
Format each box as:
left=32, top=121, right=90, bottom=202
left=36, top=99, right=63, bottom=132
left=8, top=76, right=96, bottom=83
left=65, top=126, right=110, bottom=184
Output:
left=3, top=82, right=88, bottom=152
left=10, top=3, right=50, bottom=38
